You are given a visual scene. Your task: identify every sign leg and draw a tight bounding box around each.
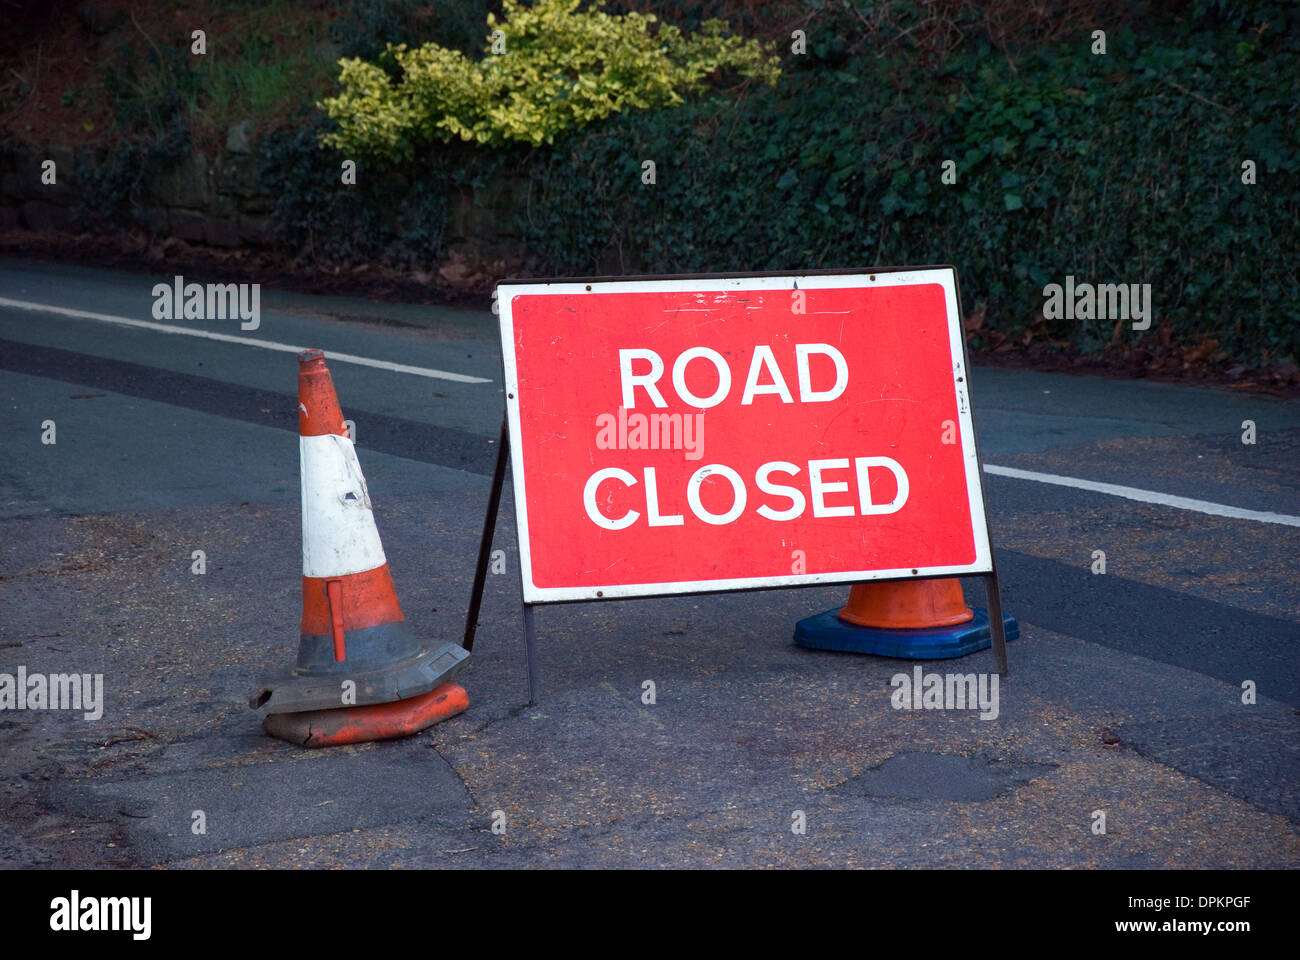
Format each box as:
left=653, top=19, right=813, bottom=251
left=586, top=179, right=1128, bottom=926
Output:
left=523, top=603, right=538, bottom=705
left=463, top=417, right=510, bottom=652
left=984, top=572, right=1010, bottom=676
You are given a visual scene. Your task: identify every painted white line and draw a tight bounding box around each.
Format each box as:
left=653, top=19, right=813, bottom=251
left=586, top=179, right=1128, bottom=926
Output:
left=0, top=297, right=492, bottom=384
left=984, top=463, right=1300, bottom=527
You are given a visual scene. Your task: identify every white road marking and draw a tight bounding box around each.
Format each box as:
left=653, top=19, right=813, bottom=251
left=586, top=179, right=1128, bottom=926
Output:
left=984, top=463, right=1300, bottom=527
left=0, top=297, right=491, bottom=384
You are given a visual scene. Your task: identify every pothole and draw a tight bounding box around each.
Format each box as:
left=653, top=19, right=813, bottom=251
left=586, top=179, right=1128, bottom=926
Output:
left=844, top=751, right=1056, bottom=802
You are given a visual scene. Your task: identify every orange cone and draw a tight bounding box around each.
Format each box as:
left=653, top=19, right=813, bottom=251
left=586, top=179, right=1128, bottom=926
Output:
left=837, top=579, right=973, bottom=629
left=250, top=349, right=469, bottom=745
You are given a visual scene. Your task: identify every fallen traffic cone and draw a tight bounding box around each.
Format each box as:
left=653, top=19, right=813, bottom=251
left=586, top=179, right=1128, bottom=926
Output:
left=793, top=578, right=1018, bottom=659
left=250, top=349, right=469, bottom=745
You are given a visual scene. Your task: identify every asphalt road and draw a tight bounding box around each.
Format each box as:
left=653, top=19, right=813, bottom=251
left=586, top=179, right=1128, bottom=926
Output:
left=1, top=257, right=1296, bottom=869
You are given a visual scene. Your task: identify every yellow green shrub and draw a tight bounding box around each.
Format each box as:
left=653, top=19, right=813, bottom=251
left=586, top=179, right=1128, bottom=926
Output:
left=319, top=0, right=779, bottom=158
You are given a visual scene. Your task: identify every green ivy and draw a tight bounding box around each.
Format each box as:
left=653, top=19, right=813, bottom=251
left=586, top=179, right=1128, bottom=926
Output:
left=257, top=111, right=454, bottom=268
left=518, top=6, right=1299, bottom=359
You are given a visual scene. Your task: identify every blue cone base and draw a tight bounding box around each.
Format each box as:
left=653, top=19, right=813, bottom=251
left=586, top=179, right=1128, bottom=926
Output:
left=793, top=607, right=1018, bottom=659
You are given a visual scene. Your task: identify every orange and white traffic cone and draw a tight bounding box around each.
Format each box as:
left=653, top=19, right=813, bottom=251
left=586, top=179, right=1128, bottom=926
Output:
left=794, top=578, right=1017, bottom=659
left=250, top=349, right=469, bottom=746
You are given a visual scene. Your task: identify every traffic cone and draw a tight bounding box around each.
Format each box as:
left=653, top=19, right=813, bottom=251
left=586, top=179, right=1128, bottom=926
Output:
left=793, top=578, right=1018, bottom=659
left=250, top=349, right=469, bottom=746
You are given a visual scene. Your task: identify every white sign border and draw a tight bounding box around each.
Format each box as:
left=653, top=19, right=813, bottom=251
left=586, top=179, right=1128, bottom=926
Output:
left=498, top=268, right=993, bottom=603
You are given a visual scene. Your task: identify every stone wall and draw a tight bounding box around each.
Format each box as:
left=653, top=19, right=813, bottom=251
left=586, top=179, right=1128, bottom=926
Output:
left=0, top=129, right=526, bottom=262
left=0, top=125, right=269, bottom=246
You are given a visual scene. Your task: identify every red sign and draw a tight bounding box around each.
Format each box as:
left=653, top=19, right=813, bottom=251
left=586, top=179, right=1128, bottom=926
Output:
left=498, top=269, right=992, bottom=602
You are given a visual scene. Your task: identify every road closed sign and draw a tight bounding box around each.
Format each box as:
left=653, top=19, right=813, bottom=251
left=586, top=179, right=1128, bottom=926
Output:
left=497, top=268, right=993, bottom=603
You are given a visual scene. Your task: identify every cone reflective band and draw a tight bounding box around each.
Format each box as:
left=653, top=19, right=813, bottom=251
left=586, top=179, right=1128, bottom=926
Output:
left=497, top=268, right=994, bottom=602
left=250, top=349, right=469, bottom=719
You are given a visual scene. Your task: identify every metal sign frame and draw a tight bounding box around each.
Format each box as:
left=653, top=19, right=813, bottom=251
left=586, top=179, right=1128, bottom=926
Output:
left=463, top=266, right=1010, bottom=701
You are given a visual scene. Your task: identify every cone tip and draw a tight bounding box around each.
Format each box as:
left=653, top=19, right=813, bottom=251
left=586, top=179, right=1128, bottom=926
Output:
left=298, top=348, right=325, bottom=364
